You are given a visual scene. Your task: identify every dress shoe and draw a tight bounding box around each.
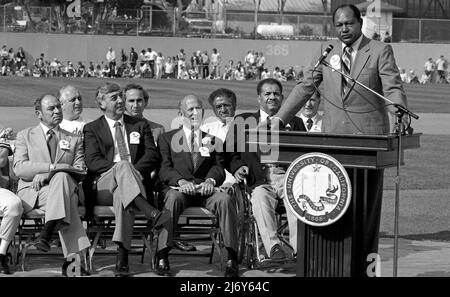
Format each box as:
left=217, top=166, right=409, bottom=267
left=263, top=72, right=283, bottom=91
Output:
left=31, top=238, right=51, bottom=252
left=224, top=259, right=239, bottom=277
left=156, top=258, right=172, bottom=276
left=0, top=254, right=11, bottom=275
left=150, top=209, right=171, bottom=228
left=114, top=260, right=130, bottom=277
left=269, top=244, right=286, bottom=260
left=174, top=240, right=197, bottom=252
left=62, top=261, right=91, bottom=277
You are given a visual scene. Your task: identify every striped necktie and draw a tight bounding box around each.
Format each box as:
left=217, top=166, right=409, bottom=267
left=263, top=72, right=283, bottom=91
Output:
left=114, top=121, right=130, bottom=161
left=190, top=126, right=201, bottom=171
left=341, top=45, right=353, bottom=95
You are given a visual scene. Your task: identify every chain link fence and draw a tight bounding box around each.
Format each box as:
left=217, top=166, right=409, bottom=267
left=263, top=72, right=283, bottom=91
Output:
left=1, top=5, right=450, bottom=43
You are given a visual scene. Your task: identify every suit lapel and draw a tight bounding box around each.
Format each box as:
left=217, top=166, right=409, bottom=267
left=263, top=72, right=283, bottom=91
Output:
left=100, top=116, right=115, bottom=162
left=32, top=125, right=51, bottom=162
left=351, top=36, right=371, bottom=83
left=123, top=116, right=137, bottom=163
left=55, top=128, right=65, bottom=163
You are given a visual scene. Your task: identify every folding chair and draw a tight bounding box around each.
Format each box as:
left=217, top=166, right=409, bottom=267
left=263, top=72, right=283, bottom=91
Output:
left=170, top=206, right=224, bottom=268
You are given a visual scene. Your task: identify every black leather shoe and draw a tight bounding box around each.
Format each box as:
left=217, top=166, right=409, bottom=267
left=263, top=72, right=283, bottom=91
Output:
left=156, top=258, right=172, bottom=276
left=174, top=240, right=197, bottom=252
left=114, top=260, right=130, bottom=277
left=32, top=238, right=51, bottom=252
left=150, top=209, right=171, bottom=228
left=269, top=244, right=286, bottom=260
left=62, top=261, right=91, bottom=277
left=0, top=254, right=11, bottom=275
left=224, top=259, right=239, bottom=277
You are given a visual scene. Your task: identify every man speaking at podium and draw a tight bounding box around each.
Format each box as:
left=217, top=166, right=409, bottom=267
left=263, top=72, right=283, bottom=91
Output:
left=268, top=4, right=407, bottom=268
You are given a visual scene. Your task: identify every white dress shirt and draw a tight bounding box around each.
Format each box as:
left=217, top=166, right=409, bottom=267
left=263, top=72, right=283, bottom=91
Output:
left=104, top=116, right=131, bottom=163
left=341, top=34, right=363, bottom=64
left=300, top=113, right=323, bottom=132
left=182, top=125, right=201, bottom=151
left=40, top=123, right=59, bottom=141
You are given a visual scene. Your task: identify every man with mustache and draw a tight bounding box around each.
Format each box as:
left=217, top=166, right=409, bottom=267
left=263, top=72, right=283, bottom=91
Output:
left=59, top=85, right=87, bottom=136
left=13, top=94, right=90, bottom=275
left=83, top=82, right=170, bottom=277
left=268, top=4, right=407, bottom=266
left=227, top=78, right=306, bottom=260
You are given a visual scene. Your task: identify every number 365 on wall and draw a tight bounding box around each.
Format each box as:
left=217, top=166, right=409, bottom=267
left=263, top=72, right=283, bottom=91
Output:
left=265, top=44, right=289, bottom=56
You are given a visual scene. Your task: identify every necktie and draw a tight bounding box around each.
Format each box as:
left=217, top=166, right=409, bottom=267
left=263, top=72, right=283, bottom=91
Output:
left=190, top=126, right=201, bottom=171
left=114, top=121, right=129, bottom=161
left=306, top=118, right=313, bottom=131
left=47, top=129, right=57, bottom=163
left=341, top=46, right=353, bottom=95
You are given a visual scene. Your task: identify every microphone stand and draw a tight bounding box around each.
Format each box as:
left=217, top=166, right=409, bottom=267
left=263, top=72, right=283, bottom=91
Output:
left=320, top=60, right=419, bottom=277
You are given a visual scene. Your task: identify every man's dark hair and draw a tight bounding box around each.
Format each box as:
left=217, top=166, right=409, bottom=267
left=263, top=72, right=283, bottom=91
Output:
left=123, top=83, right=149, bottom=104
left=332, top=4, right=363, bottom=24
left=257, top=78, right=283, bottom=95
left=208, top=88, right=237, bottom=110
left=34, top=93, right=56, bottom=111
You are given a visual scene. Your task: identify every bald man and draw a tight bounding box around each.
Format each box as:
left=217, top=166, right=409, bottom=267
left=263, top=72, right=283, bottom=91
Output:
left=59, top=85, right=86, bottom=136
left=13, top=94, right=90, bottom=276
left=158, top=95, right=240, bottom=277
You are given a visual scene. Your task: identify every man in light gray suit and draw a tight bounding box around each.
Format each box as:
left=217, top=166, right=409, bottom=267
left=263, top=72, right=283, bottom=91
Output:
left=13, top=94, right=90, bottom=276
left=268, top=4, right=408, bottom=270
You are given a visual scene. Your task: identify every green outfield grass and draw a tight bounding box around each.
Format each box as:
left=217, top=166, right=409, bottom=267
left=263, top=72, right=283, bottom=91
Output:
left=0, top=77, right=450, bottom=113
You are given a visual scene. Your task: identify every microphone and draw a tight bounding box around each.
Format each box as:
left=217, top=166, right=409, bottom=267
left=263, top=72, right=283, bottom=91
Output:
left=313, top=45, right=334, bottom=69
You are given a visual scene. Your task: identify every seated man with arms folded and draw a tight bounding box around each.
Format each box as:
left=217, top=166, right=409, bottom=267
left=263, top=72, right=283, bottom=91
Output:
left=83, top=82, right=170, bottom=277
left=13, top=94, right=90, bottom=276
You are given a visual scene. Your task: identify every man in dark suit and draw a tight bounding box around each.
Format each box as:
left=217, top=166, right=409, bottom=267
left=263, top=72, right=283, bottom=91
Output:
left=158, top=95, right=240, bottom=277
left=227, top=78, right=306, bottom=260
left=269, top=4, right=408, bottom=266
left=83, top=82, right=170, bottom=277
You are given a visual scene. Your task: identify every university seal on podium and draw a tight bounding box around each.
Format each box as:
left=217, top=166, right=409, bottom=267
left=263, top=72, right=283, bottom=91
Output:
left=284, top=153, right=351, bottom=227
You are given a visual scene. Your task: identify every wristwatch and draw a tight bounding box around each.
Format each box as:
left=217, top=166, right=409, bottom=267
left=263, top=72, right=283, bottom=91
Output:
left=49, top=164, right=56, bottom=172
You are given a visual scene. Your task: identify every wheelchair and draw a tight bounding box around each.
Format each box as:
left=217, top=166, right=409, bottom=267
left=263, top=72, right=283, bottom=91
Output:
left=234, top=180, right=295, bottom=269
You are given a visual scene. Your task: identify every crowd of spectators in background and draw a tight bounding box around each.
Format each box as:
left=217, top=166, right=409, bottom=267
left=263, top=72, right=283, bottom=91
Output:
left=2, top=44, right=448, bottom=85
left=0, top=45, right=305, bottom=82
left=399, top=55, right=450, bottom=85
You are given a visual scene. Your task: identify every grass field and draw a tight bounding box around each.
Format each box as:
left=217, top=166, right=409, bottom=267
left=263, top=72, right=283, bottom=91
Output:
left=0, top=76, right=450, bottom=113
left=0, top=76, right=449, bottom=237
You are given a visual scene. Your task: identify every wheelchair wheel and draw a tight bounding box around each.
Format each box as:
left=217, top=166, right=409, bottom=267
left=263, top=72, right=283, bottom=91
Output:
left=237, top=223, right=246, bottom=264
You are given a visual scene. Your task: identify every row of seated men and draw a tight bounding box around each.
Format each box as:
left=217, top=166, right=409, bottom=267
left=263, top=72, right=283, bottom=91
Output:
left=0, top=78, right=322, bottom=277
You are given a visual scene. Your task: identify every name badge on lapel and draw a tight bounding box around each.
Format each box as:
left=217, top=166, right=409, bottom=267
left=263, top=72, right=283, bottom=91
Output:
left=330, top=54, right=341, bottom=72
left=130, top=132, right=140, bottom=144
left=199, top=146, right=210, bottom=157
left=59, top=139, right=70, bottom=150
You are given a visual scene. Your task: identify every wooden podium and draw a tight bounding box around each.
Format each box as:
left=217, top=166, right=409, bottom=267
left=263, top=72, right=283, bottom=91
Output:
left=247, top=131, right=421, bottom=277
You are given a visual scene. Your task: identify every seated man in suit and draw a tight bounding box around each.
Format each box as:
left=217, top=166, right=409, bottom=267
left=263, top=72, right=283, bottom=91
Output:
left=227, top=78, right=306, bottom=260
left=0, top=129, right=23, bottom=275
left=123, top=83, right=195, bottom=253
left=299, top=91, right=322, bottom=132
left=123, top=83, right=165, bottom=144
left=83, top=82, right=170, bottom=277
left=13, top=94, right=90, bottom=276
left=158, top=95, right=240, bottom=277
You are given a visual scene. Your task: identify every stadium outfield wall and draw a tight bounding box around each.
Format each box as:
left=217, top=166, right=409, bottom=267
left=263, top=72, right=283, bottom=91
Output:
left=1, top=33, right=449, bottom=74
